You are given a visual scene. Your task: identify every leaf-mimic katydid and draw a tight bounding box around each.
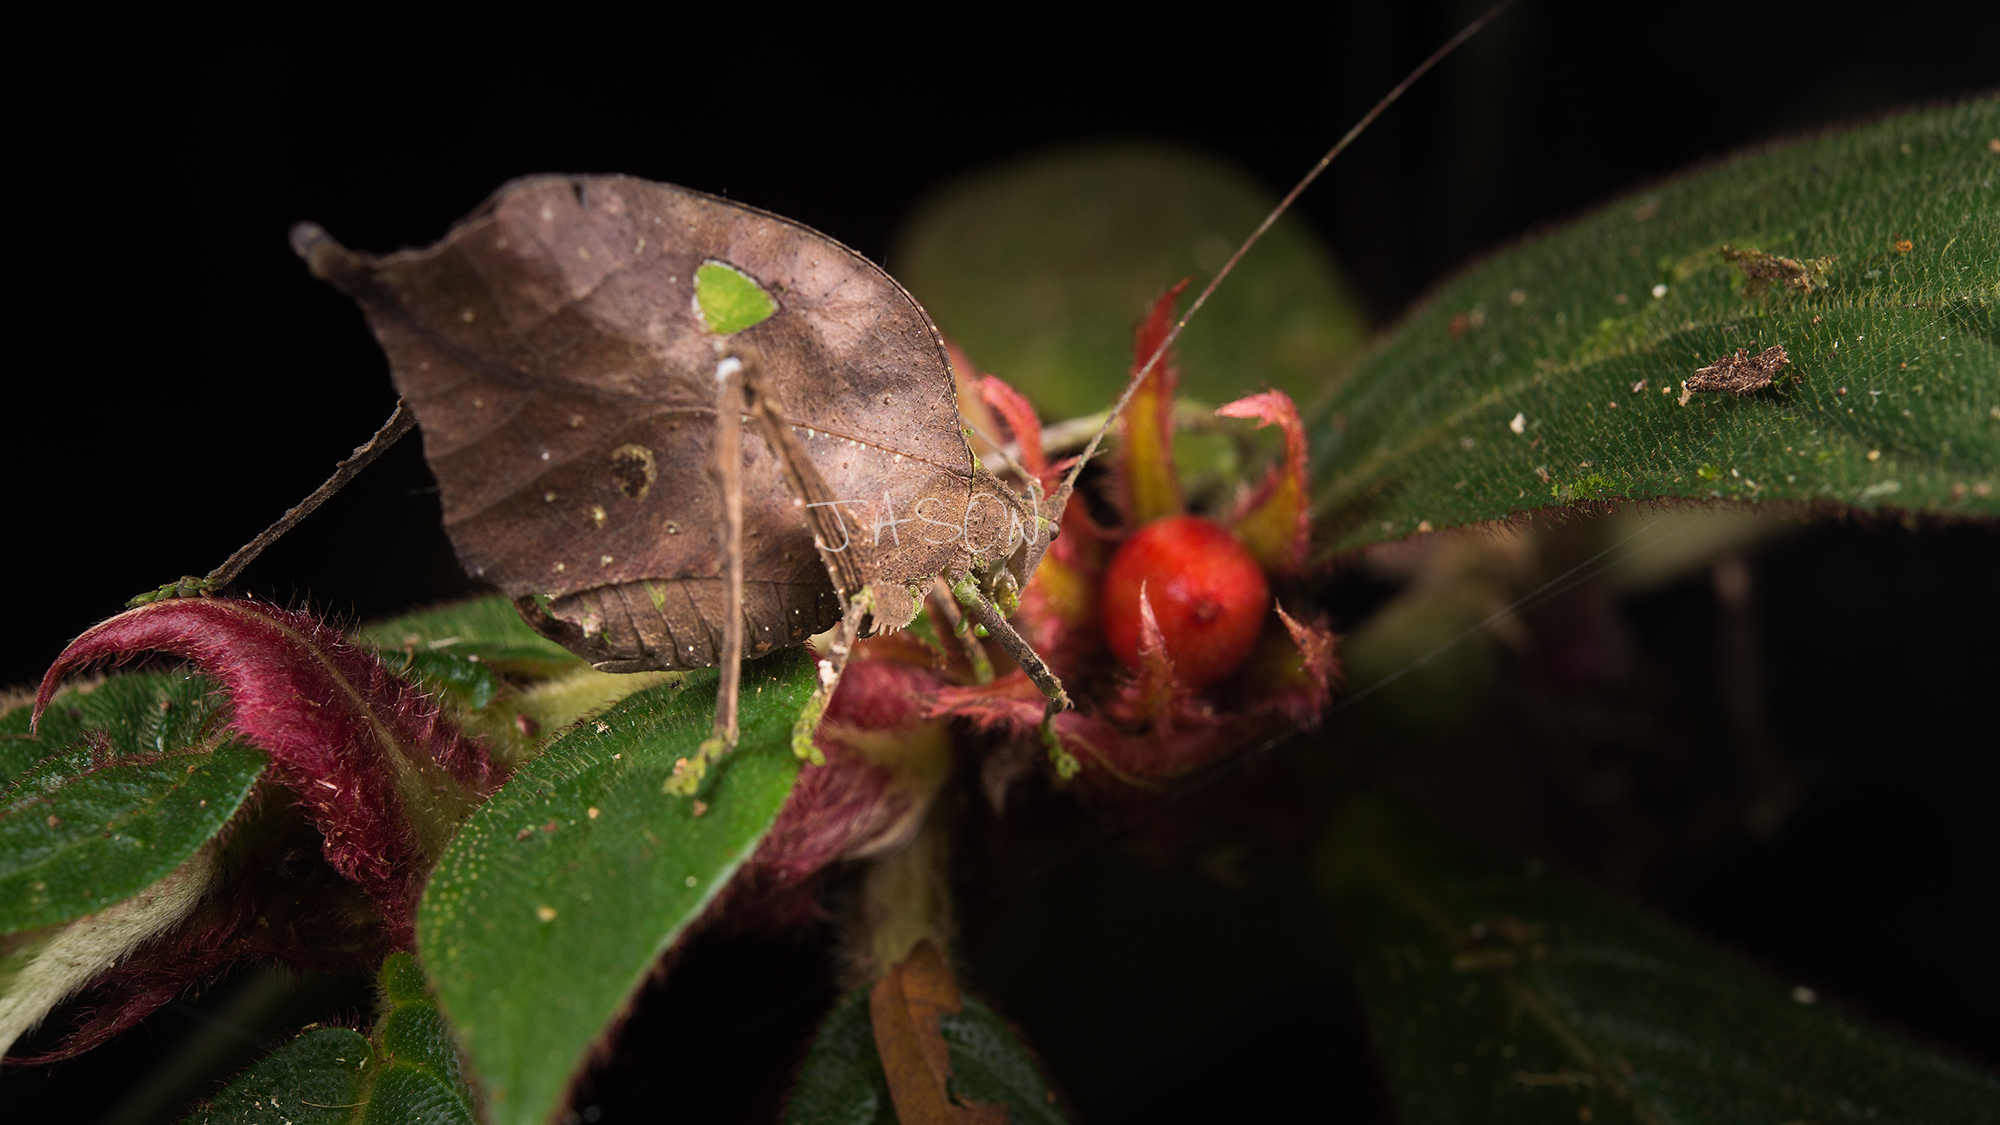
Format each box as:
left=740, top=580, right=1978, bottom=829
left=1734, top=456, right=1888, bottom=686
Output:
left=292, top=180, right=1073, bottom=792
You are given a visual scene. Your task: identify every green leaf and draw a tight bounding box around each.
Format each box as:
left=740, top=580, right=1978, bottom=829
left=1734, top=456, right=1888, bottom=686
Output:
left=2, top=672, right=234, bottom=788
left=893, top=143, right=1370, bottom=419
left=936, top=996, right=1070, bottom=1124
left=1319, top=796, right=2000, bottom=1123
left=1311, top=97, right=2000, bottom=550
left=784, top=985, right=1069, bottom=1125
left=354, top=595, right=677, bottom=767
left=1, top=675, right=265, bottom=932
left=181, top=955, right=478, bottom=1125
left=181, top=1027, right=375, bottom=1125
left=358, top=953, right=478, bottom=1125
left=416, top=649, right=815, bottom=1125
left=351, top=596, right=582, bottom=679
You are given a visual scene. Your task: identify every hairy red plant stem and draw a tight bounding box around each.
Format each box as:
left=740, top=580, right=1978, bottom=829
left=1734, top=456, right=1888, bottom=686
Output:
left=35, top=598, right=494, bottom=943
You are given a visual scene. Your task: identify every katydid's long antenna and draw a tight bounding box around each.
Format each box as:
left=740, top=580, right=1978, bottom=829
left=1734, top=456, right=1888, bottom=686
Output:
left=210, top=400, right=417, bottom=589
left=1052, top=0, right=1521, bottom=507
left=131, top=401, right=417, bottom=605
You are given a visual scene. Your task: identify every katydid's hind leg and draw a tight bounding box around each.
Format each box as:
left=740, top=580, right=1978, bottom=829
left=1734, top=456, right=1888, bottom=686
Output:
left=131, top=401, right=418, bottom=607
left=664, top=356, right=749, bottom=798
left=735, top=355, right=874, bottom=764
left=789, top=596, right=867, bottom=766
left=736, top=354, right=868, bottom=599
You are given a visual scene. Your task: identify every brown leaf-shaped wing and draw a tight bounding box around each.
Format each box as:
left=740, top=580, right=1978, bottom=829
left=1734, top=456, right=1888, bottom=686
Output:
left=296, top=175, right=984, bottom=669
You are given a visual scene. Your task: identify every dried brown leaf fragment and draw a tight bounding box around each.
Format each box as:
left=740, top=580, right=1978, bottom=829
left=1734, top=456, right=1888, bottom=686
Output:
left=869, top=940, right=1010, bottom=1125
left=1688, top=345, right=1790, bottom=397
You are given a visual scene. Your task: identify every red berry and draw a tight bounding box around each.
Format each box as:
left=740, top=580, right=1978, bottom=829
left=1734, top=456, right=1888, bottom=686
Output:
left=1101, top=515, right=1270, bottom=687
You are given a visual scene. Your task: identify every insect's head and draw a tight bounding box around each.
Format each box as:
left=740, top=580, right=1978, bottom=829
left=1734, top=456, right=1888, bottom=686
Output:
left=962, top=464, right=1067, bottom=618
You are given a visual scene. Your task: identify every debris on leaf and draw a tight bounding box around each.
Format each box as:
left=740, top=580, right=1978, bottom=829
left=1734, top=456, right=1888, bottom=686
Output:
left=1687, top=345, right=1791, bottom=397
left=1720, top=244, right=1835, bottom=296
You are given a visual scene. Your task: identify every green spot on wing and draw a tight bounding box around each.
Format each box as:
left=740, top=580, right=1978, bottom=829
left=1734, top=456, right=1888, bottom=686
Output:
left=695, top=261, right=778, bottom=335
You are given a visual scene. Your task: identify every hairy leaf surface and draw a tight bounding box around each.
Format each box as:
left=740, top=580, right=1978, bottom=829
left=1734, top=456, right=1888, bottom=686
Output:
left=4, top=672, right=231, bottom=788
left=360, top=953, right=478, bottom=1125
left=35, top=600, right=493, bottom=942
left=1, top=675, right=264, bottom=932
left=1310, top=97, right=1999, bottom=549
left=352, top=596, right=584, bottom=683
left=1320, top=797, right=2000, bottom=1123
left=181, top=1027, right=375, bottom=1125
left=416, top=649, right=814, bottom=1125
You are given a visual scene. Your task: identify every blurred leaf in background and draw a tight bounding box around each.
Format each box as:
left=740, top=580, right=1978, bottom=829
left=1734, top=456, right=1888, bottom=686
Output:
left=894, top=145, right=1371, bottom=418
left=1320, top=795, right=2000, bottom=1123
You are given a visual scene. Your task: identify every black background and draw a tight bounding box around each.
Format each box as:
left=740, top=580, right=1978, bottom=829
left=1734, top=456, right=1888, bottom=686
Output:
left=8, top=0, right=1995, bottom=683
left=5, top=2, right=1997, bottom=1120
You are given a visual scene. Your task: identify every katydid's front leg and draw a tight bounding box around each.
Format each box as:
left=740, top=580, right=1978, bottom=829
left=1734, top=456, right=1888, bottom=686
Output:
left=951, top=577, right=1069, bottom=714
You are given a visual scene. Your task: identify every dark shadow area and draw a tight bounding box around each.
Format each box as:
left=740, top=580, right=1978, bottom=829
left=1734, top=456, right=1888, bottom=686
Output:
left=1361, top=518, right=2000, bottom=1066
left=9, top=0, right=1995, bottom=687
left=563, top=926, right=842, bottom=1125
left=1655, top=522, right=2000, bottom=1061
left=0, top=966, right=374, bottom=1124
